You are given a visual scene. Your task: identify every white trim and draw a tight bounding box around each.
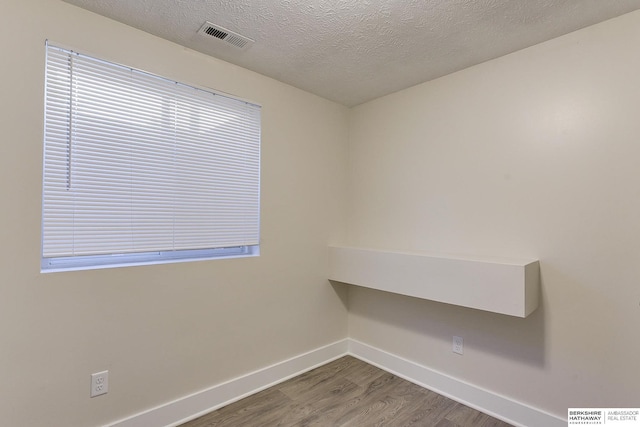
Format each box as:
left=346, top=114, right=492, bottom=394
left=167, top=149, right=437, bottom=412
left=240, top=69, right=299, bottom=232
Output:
left=107, top=339, right=349, bottom=427
left=348, top=339, right=565, bottom=427
left=107, top=338, right=564, bottom=427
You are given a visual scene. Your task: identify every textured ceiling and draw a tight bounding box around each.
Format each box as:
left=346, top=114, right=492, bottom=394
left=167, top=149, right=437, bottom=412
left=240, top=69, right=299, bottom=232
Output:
left=62, top=0, right=640, bottom=106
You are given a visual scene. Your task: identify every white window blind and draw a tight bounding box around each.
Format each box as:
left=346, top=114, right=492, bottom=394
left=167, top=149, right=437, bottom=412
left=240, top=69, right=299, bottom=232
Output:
left=42, top=43, right=261, bottom=271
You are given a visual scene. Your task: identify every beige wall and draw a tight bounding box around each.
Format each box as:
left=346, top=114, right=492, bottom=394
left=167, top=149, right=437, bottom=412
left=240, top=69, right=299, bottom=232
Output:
left=347, top=10, right=640, bottom=418
left=0, top=1, right=348, bottom=425
left=3, top=0, right=640, bottom=425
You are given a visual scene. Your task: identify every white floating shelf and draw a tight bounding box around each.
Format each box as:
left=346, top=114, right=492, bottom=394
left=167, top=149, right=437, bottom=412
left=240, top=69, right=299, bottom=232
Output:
left=328, top=246, right=539, bottom=318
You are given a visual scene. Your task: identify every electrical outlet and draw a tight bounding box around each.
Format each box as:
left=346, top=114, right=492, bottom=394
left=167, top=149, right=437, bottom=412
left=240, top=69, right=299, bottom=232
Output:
left=90, top=370, right=109, bottom=397
left=453, top=336, right=464, bottom=355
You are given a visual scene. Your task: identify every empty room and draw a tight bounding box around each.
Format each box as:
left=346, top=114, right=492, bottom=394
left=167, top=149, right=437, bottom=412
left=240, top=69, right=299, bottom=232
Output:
left=2, top=0, right=639, bottom=426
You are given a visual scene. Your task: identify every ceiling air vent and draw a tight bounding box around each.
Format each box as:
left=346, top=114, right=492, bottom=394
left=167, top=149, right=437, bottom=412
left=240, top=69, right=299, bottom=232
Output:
left=197, top=22, right=254, bottom=50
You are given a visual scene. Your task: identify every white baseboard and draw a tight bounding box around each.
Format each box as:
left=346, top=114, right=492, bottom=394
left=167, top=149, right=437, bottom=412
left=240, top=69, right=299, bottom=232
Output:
left=108, top=338, right=565, bottom=427
left=107, top=339, right=349, bottom=427
left=348, top=339, right=565, bottom=427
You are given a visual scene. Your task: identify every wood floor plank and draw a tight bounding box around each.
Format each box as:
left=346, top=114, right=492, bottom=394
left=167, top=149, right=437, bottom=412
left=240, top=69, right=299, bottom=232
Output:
left=275, top=377, right=363, bottom=425
left=186, top=388, right=292, bottom=427
left=434, top=418, right=459, bottom=427
left=342, top=359, right=388, bottom=387
left=180, top=356, right=513, bottom=427
left=296, top=372, right=397, bottom=426
left=278, top=357, right=361, bottom=400
left=446, top=403, right=494, bottom=426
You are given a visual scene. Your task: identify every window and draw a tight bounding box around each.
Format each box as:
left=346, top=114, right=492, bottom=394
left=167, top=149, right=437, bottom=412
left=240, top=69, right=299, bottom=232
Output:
left=42, top=43, right=261, bottom=272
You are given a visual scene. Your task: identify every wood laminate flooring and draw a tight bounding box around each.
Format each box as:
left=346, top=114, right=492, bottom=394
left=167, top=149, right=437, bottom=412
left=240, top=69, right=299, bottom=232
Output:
left=179, top=356, right=513, bottom=427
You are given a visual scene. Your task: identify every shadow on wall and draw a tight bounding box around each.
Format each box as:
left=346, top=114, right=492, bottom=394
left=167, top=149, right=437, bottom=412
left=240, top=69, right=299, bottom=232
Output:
left=343, top=271, right=548, bottom=369
left=330, top=280, right=350, bottom=312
